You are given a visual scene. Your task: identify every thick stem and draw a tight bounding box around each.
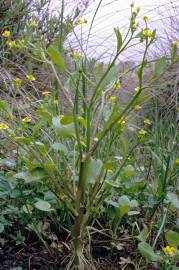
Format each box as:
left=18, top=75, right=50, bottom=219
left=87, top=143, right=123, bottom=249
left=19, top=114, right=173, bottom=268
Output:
left=72, top=160, right=89, bottom=268
left=72, top=218, right=84, bottom=269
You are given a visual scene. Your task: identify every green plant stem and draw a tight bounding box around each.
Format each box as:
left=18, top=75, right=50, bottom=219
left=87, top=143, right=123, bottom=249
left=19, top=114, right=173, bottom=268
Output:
left=85, top=38, right=150, bottom=161
left=89, top=34, right=133, bottom=107
left=73, top=159, right=89, bottom=266
left=152, top=207, right=168, bottom=249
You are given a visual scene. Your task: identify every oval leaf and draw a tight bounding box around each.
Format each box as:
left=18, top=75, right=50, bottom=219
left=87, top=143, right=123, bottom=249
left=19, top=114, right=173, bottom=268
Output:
left=34, top=200, right=52, bottom=211
left=138, top=242, right=160, bottom=262
left=48, top=45, right=65, bottom=71
left=52, top=117, right=75, bottom=137
left=114, top=27, right=122, bottom=51
left=165, top=230, right=179, bottom=247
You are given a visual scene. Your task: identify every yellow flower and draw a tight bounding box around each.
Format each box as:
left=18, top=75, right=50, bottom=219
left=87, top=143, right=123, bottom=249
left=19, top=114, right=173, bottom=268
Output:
left=144, top=119, right=152, bottom=125
left=7, top=40, right=18, bottom=48
left=59, top=115, right=65, bottom=120
left=133, top=23, right=139, bottom=30
left=107, top=169, right=113, bottom=174
left=2, top=30, right=11, bottom=38
left=138, top=129, right=146, bottom=136
left=175, top=159, right=179, bottom=165
left=163, top=246, right=177, bottom=255
left=133, top=86, right=140, bottom=96
left=134, top=105, right=142, bottom=111
left=30, top=19, right=36, bottom=28
left=19, top=39, right=25, bottom=44
left=93, top=137, right=99, bottom=142
left=83, top=18, right=88, bottom=24
left=53, top=99, right=59, bottom=105
left=109, top=95, right=116, bottom=102
left=114, top=82, right=121, bottom=90
left=75, top=18, right=88, bottom=25
left=118, top=119, right=126, bottom=126
left=0, top=123, right=9, bottom=130
left=142, top=29, right=153, bottom=38
left=75, top=18, right=83, bottom=25
left=22, top=117, right=31, bottom=123
left=173, top=41, right=179, bottom=46
left=42, top=91, right=50, bottom=97
left=26, top=74, right=36, bottom=81
left=15, top=77, right=22, bottom=85
left=134, top=86, right=140, bottom=93
left=121, top=120, right=126, bottom=125
left=143, top=16, right=149, bottom=21
left=176, top=107, right=179, bottom=111
left=70, top=52, right=80, bottom=59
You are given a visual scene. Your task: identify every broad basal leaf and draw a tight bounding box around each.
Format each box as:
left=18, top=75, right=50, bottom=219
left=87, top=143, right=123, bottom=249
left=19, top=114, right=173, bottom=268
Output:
left=138, top=242, right=160, bottom=262
left=165, top=230, right=179, bottom=247
left=34, top=200, right=52, bottom=212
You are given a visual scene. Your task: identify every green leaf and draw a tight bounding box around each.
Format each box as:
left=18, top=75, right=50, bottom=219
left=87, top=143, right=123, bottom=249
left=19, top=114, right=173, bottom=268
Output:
left=172, top=43, right=178, bottom=61
left=86, top=159, right=103, bottom=183
left=15, top=137, right=32, bottom=144
left=105, top=199, right=119, bottom=208
left=31, top=42, right=44, bottom=60
left=105, top=180, right=120, bottom=188
left=22, top=204, right=33, bottom=214
left=52, top=36, right=61, bottom=47
left=103, top=161, right=113, bottom=170
left=114, top=27, right=122, bottom=51
left=100, top=65, right=117, bottom=89
left=118, top=195, right=130, bottom=205
left=77, top=116, right=87, bottom=128
left=167, top=192, right=179, bottom=209
left=52, top=116, right=75, bottom=137
left=128, top=210, right=140, bottom=216
left=130, top=199, right=139, bottom=207
left=136, top=95, right=150, bottom=104
left=48, top=45, right=65, bottom=71
left=137, top=224, right=149, bottom=242
left=60, top=116, right=74, bottom=125
left=0, top=223, right=4, bottom=233
left=138, top=242, right=160, bottom=262
left=52, top=143, right=67, bottom=153
left=165, top=231, right=179, bottom=247
left=137, top=59, right=147, bottom=81
left=15, top=168, right=48, bottom=183
left=34, top=141, right=47, bottom=154
left=118, top=195, right=131, bottom=217
left=119, top=204, right=129, bottom=217
left=94, top=62, right=103, bottom=81
left=34, top=200, right=52, bottom=211
left=125, top=181, right=146, bottom=192
left=122, top=165, right=135, bottom=178
left=0, top=100, right=12, bottom=118
left=154, top=57, right=168, bottom=77
left=0, top=158, right=16, bottom=168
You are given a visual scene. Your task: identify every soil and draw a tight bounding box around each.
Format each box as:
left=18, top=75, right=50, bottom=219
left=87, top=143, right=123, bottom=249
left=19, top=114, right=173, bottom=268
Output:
left=0, top=228, right=158, bottom=270
left=0, top=239, right=158, bottom=270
